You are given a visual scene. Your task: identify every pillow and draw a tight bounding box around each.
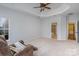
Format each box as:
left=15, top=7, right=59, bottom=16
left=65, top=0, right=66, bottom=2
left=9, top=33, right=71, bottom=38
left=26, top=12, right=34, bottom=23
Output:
left=9, top=46, right=17, bottom=55
left=14, top=42, right=26, bottom=52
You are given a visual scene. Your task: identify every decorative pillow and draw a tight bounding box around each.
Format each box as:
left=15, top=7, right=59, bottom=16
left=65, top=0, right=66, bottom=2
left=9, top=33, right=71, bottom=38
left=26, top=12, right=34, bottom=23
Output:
left=14, top=42, right=26, bottom=52
left=9, top=46, right=17, bottom=55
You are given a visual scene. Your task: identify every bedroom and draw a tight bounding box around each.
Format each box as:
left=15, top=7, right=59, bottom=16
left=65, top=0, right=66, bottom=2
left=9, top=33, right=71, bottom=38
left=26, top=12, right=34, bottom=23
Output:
left=0, top=3, right=79, bottom=56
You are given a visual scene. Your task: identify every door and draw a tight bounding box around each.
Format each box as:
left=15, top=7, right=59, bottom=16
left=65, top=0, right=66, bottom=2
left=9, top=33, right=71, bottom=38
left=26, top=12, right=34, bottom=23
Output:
left=51, top=23, right=57, bottom=39
left=68, top=23, right=76, bottom=40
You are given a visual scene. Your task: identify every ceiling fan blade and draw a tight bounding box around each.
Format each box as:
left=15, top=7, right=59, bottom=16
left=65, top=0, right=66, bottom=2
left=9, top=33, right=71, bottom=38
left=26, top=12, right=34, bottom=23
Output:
left=45, top=3, right=50, bottom=5
left=40, top=8, right=45, bottom=12
left=45, top=7, right=51, bottom=9
left=40, top=3, right=50, bottom=5
left=42, top=8, right=45, bottom=11
left=34, top=7, right=40, bottom=8
left=40, top=3, right=44, bottom=5
left=40, top=9, right=43, bottom=12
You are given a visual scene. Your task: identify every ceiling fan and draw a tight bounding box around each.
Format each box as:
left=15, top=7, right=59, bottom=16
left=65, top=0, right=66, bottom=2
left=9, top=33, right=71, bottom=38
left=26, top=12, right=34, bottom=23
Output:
left=34, top=3, right=51, bottom=12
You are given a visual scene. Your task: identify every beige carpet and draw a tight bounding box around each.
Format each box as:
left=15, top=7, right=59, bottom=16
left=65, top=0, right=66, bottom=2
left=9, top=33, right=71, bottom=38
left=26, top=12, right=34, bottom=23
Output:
left=25, top=38, right=79, bottom=56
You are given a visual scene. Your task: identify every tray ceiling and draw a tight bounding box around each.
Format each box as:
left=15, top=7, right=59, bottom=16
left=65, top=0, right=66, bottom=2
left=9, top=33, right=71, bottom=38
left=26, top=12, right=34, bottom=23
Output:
left=0, top=3, right=79, bottom=17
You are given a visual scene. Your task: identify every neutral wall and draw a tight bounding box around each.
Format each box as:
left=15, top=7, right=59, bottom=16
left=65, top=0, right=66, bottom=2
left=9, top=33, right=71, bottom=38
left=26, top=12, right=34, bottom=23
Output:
left=41, top=14, right=79, bottom=40
left=41, top=15, right=67, bottom=40
left=0, top=6, right=41, bottom=43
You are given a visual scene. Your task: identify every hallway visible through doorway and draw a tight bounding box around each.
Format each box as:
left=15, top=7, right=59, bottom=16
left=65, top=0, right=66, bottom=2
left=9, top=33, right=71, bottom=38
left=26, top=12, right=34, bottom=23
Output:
left=51, top=23, right=57, bottom=39
left=68, top=23, right=76, bottom=40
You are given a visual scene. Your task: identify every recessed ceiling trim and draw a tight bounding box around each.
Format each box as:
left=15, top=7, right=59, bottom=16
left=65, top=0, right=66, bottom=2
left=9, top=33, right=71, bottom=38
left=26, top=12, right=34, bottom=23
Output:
left=0, top=3, right=70, bottom=17
left=40, top=4, right=70, bottom=17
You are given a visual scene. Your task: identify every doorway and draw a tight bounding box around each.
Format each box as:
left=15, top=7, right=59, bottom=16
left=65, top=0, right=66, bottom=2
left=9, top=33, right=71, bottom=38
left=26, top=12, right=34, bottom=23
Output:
left=51, top=23, right=57, bottom=39
left=68, top=23, right=76, bottom=40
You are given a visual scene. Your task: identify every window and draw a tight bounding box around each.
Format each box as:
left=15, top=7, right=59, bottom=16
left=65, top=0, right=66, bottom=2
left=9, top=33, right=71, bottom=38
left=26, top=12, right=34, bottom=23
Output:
left=0, top=17, right=9, bottom=40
